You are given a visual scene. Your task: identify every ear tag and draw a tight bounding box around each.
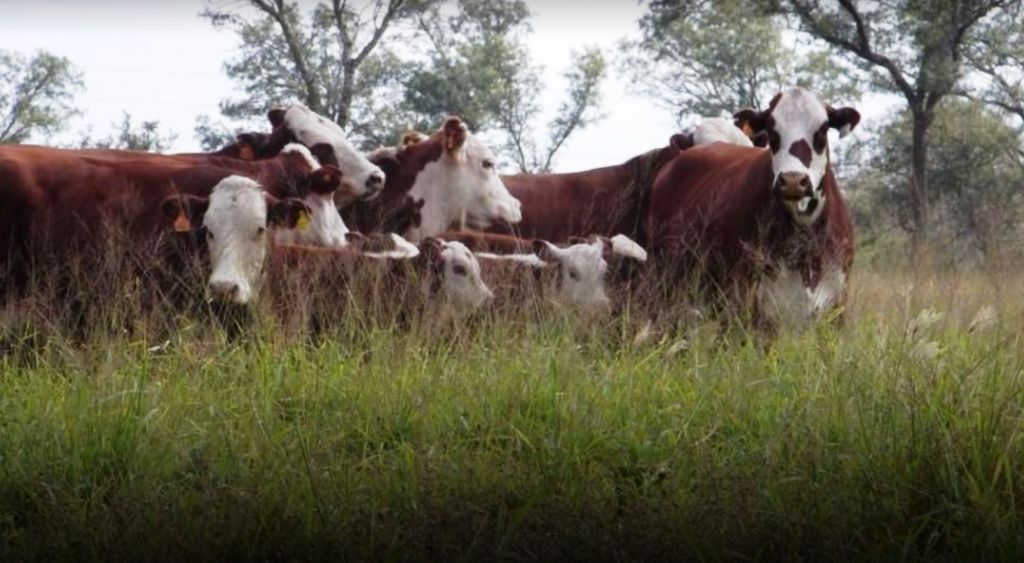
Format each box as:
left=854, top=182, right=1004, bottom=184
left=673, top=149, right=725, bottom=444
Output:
left=173, top=212, right=190, bottom=233
left=295, top=210, right=311, bottom=231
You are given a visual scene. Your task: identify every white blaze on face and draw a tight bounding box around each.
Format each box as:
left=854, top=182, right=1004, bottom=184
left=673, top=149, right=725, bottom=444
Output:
left=202, top=176, right=272, bottom=305
left=691, top=117, right=753, bottom=147
left=538, top=240, right=612, bottom=311
left=281, top=104, right=384, bottom=197
left=272, top=143, right=350, bottom=248
left=437, top=241, right=494, bottom=309
left=407, top=134, right=522, bottom=241
left=767, top=88, right=832, bottom=225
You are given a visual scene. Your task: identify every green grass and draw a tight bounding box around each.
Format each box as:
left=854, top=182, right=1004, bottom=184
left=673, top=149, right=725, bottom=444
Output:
left=2, top=268, right=1024, bottom=561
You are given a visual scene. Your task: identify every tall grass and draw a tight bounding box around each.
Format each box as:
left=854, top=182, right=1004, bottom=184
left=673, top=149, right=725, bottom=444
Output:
left=1, top=242, right=1024, bottom=560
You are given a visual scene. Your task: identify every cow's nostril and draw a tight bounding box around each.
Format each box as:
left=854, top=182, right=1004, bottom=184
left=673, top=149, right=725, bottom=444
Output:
left=367, top=172, right=385, bottom=189
left=209, top=280, right=240, bottom=298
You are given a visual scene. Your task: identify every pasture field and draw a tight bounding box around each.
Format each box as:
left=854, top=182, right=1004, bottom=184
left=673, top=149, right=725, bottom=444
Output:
left=2, top=256, right=1024, bottom=561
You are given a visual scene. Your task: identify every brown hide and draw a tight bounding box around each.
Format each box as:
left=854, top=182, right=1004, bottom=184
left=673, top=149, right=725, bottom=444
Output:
left=494, top=145, right=680, bottom=244
left=645, top=143, right=854, bottom=300
left=0, top=145, right=325, bottom=289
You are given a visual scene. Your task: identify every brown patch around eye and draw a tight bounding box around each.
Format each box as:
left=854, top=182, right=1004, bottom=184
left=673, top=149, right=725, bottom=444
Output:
left=813, top=125, right=828, bottom=154
left=789, top=140, right=813, bottom=168
left=768, top=129, right=781, bottom=153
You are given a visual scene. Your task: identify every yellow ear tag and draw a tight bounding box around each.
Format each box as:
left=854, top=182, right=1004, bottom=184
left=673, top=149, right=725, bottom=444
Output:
left=173, top=212, right=190, bottom=233
left=295, top=210, right=311, bottom=231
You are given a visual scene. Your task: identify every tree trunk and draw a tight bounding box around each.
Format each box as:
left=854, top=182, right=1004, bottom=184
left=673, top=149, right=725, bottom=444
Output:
left=909, top=109, right=931, bottom=250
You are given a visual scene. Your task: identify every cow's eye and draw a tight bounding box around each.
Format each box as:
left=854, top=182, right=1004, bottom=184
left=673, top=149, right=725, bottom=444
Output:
left=482, top=159, right=494, bottom=170
left=453, top=264, right=468, bottom=276
left=207, top=231, right=215, bottom=241
left=256, top=226, right=266, bottom=236
left=569, top=270, right=580, bottom=280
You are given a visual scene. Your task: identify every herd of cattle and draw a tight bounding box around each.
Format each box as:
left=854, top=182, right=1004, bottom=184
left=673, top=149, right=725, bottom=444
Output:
left=0, top=87, right=858, bottom=327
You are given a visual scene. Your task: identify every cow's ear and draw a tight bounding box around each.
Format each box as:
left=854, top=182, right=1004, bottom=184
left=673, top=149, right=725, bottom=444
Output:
left=235, top=132, right=267, bottom=160
left=308, top=165, right=343, bottom=194
left=161, top=194, right=208, bottom=231
left=418, top=237, right=445, bottom=265
left=532, top=240, right=560, bottom=263
left=401, top=131, right=427, bottom=147
left=268, top=108, right=287, bottom=128
left=267, top=196, right=309, bottom=229
left=670, top=132, right=694, bottom=151
left=443, top=117, right=468, bottom=153
left=607, top=234, right=648, bottom=263
left=827, top=106, right=861, bottom=139
left=309, top=143, right=339, bottom=167
left=750, top=130, right=770, bottom=148
left=733, top=108, right=768, bottom=136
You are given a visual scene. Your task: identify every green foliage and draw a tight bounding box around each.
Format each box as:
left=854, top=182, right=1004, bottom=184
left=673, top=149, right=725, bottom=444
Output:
left=848, top=99, right=1024, bottom=258
left=967, top=5, right=1024, bottom=134
left=408, top=0, right=607, bottom=172
left=202, top=0, right=424, bottom=148
left=77, top=112, right=177, bottom=153
left=0, top=49, right=83, bottom=144
left=623, top=0, right=858, bottom=124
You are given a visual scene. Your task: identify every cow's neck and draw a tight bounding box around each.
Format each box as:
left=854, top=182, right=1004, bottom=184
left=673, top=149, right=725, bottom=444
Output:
left=346, top=140, right=445, bottom=235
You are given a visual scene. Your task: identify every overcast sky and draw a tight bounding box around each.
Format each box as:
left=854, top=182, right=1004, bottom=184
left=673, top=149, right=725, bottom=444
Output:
left=0, top=0, right=881, bottom=173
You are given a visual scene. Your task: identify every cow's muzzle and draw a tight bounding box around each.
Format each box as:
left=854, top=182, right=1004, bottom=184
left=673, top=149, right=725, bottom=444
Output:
left=774, top=171, right=813, bottom=201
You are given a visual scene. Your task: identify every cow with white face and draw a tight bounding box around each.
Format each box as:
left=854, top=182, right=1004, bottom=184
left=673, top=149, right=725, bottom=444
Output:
left=418, top=238, right=495, bottom=310
left=437, top=231, right=647, bottom=313
left=264, top=104, right=386, bottom=198
left=273, top=143, right=354, bottom=248
left=161, top=176, right=307, bottom=305
left=345, top=117, right=522, bottom=241
left=733, top=87, right=860, bottom=226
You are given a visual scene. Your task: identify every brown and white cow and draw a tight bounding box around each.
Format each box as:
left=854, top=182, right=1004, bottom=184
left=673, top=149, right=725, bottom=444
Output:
left=0, top=143, right=359, bottom=298
left=262, top=104, right=386, bottom=195
left=343, top=117, right=522, bottom=241
left=646, top=87, right=858, bottom=323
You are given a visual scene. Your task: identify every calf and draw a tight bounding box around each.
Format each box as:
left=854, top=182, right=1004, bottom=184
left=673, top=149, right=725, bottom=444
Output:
left=267, top=238, right=493, bottom=333
left=437, top=231, right=647, bottom=313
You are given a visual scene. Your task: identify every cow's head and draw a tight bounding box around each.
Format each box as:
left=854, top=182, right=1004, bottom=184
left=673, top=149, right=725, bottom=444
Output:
left=400, top=117, right=521, bottom=240
left=161, top=176, right=307, bottom=305
left=266, top=104, right=386, bottom=198
left=533, top=234, right=648, bottom=312
left=274, top=143, right=358, bottom=248
left=418, top=238, right=494, bottom=310
left=733, top=87, right=860, bottom=225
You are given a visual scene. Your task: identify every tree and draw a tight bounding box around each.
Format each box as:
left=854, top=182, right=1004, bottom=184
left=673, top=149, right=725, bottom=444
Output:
left=782, top=0, right=1018, bottom=245
left=964, top=5, right=1024, bottom=150
left=0, top=49, right=82, bottom=144
left=202, top=0, right=426, bottom=146
left=78, top=113, right=177, bottom=153
left=406, top=0, right=607, bottom=172
left=623, top=0, right=859, bottom=126
left=850, top=99, right=1024, bottom=258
